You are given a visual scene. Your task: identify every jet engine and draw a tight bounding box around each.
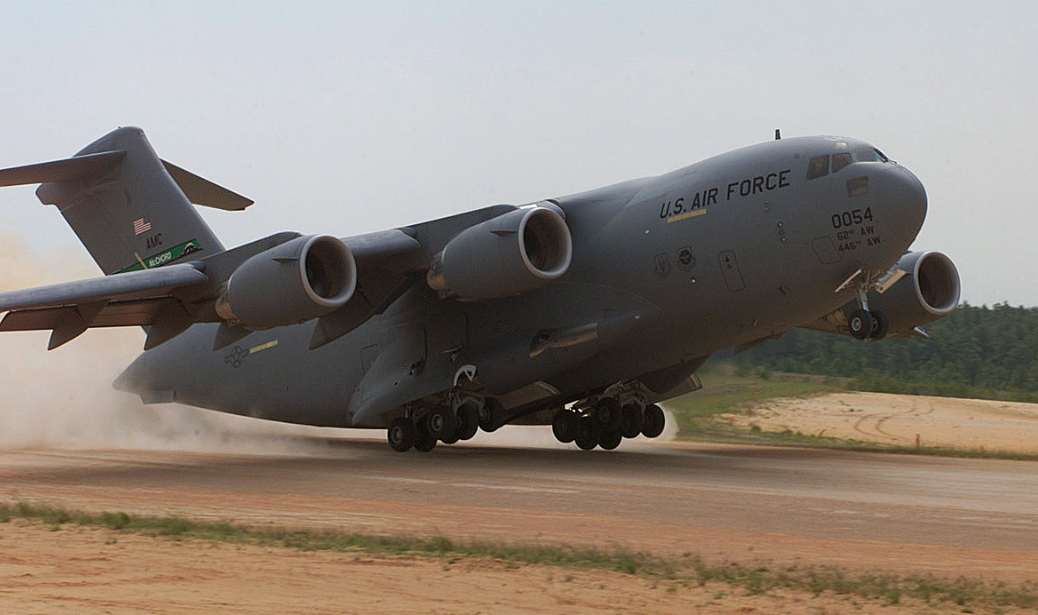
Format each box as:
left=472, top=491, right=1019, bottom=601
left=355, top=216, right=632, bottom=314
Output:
left=807, top=250, right=960, bottom=339
left=868, top=250, right=960, bottom=338
left=426, top=206, right=573, bottom=301
left=215, top=234, right=356, bottom=329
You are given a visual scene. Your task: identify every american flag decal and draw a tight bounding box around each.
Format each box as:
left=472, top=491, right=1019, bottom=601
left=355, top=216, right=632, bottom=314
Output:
left=133, top=217, right=152, bottom=236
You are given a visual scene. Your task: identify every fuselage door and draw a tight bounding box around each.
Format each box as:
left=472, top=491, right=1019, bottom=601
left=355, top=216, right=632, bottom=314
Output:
left=718, top=250, right=745, bottom=291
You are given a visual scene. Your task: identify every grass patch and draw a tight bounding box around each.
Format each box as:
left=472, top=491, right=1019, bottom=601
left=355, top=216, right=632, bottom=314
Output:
left=2, top=500, right=1036, bottom=611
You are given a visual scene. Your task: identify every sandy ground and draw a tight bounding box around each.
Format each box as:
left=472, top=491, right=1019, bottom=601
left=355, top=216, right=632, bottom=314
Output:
left=723, top=391, right=1038, bottom=453
left=1, top=520, right=1023, bottom=615
left=3, top=393, right=1038, bottom=613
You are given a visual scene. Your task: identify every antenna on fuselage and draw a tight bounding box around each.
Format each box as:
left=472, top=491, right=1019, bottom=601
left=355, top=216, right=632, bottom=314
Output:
left=774, top=129, right=781, bottom=140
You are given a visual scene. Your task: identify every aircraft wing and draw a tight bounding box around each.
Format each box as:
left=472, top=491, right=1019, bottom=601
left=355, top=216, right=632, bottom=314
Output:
left=0, top=263, right=208, bottom=349
left=307, top=229, right=423, bottom=350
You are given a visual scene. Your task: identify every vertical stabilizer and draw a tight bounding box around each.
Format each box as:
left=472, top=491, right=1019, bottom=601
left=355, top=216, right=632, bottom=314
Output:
left=32, top=127, right=230, bottom=275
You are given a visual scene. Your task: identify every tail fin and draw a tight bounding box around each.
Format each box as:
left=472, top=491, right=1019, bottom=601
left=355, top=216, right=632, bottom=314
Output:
left=0, top=127, right=252, bottom=275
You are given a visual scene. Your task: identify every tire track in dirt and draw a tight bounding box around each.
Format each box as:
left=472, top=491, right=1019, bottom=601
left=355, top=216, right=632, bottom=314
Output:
left=844, top=398, right=928, bottom=443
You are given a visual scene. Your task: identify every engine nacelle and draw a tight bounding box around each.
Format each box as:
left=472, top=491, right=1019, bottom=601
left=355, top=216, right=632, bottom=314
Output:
left=869, top=250, right=960, bottom=338
left=427, top=206, right=573, bottom=301
left=216, top=234, right=356, bottom=329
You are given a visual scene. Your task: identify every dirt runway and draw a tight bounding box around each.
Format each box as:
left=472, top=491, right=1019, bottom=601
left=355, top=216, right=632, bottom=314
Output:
left=3, top=436, right=1038, bottom=582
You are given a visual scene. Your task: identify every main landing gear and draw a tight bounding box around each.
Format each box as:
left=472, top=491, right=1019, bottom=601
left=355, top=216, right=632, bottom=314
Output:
left=551, top=398, right=665, bottom=451
left=387, top=397, right=504, bottom=453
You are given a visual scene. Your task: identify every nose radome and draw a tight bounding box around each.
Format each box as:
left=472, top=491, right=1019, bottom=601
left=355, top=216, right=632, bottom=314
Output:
left=879, top=165, right=927, bottom=245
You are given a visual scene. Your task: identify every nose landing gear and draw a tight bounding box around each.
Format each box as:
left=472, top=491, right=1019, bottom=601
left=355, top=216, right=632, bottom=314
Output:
left=838, top=268, right=897, bottom=341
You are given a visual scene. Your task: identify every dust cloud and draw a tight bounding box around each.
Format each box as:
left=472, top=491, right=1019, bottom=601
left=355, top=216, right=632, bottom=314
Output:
left=0, top=233, right=348, bottom=454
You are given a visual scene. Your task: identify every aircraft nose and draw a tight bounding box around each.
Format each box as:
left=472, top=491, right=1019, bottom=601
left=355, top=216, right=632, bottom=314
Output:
left=877, top=165, right=927, bottom=245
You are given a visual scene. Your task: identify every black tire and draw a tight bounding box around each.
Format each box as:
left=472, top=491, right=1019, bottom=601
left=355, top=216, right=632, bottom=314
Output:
left=594, top=397, right=623, bottom=431
left=552, top=411, right=577, bottom=443
left=599, top=429, right=622, bottom=450
left=426, top=405, right=456, bottom=441
left=848, top=308, right=873, bottom=340
left=479, top=398, right=505, bottom=432
left=387, top=417, right=414, bottom=452
left=413, top=418, right=437, bottom=452
left=620, top=404, right=644, bottom=439
left=574, top=416, right=602, bottom=451
left=439, top=427, right=460, bottom=445
left=869, top=310, right=890, bottom=340
left=456, top=403, right=479, bottom=441
left=642, top=404, right=665, bottom=439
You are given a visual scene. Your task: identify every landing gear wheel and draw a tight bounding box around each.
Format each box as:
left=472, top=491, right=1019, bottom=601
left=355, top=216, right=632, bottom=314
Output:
left=599, top=429, right=622, bottom=450
left=439, top=427, right=460, bottom=445
left=642, top=404, right=665, bottom=439
left=426, top=405, right=456, bottom=441
left=387, top=417, right=414, bottom=452
left=456, top=403, right=480, bottom=441
left=552, top=411, right=578, bottom=443
left=574, top=416, right=602, bottom=451
left=413, top=418, right=438, bottom=452
left=594, top=397, right=623, bottom=431
left=620, top=404, right=645, bottom=439
left=479, top=398, right=505, bottom=432
left=848, top=309, right=874, bottom=340
left=868, top=310, right=890, bottom=340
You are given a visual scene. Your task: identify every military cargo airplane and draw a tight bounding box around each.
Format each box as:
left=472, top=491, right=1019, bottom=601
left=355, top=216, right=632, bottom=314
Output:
left=0, top=128, right=959, bottom=452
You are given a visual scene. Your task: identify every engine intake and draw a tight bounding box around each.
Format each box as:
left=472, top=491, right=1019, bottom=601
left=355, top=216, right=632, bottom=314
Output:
left=216, top=234, right=356, bottom=329
left=871, top=250, right=960, bottom=337
left=427, top=206, right=573, bottom=301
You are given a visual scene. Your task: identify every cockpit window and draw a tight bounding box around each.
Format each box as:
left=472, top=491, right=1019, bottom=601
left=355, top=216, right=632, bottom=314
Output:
left=852, top=149, right=889, bottom=163
left=832, top=153, right=852, bottom=173
left=806, top=155, right=829, bottom=180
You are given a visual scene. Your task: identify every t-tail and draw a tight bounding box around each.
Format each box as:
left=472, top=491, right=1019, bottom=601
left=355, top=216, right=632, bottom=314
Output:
left=0, top=126, right=252, bottom=275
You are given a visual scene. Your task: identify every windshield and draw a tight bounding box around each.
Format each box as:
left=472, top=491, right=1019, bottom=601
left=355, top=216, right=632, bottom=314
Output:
left=809, top=147, right=889, bottom=180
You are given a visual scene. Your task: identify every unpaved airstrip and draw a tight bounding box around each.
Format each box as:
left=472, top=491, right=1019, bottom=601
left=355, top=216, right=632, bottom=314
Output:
left=3, top=395, right=1038, bottom=614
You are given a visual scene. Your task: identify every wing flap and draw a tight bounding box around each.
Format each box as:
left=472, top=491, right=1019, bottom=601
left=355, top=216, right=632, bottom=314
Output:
left=0, top=298, right=179, bottom=332
left=0, top=264, right=209, bottom=349
left=0, top=263, right=208, bottom=312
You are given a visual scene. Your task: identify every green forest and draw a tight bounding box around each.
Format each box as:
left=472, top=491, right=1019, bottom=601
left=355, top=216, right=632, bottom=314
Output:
left=734, top=303, right=1038, bottom=401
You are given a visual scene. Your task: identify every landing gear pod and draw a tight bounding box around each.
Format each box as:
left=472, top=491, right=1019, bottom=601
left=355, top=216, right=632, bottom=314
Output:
left=216, top=234, right=356, bottom=329
left=427, top=206, right=573, bottom=301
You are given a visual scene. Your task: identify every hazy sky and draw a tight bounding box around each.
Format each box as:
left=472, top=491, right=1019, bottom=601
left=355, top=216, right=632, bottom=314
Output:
left=0, top=1, right=1034, bottom=306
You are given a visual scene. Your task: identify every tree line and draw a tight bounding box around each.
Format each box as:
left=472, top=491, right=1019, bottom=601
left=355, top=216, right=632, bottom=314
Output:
left=735, top=303, right=1038, bottom=401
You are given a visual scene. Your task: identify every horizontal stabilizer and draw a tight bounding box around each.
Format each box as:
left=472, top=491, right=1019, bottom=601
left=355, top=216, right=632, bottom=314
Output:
left=0, top=150, right=126, bottom=187
left=161, top=160, right=253, bottom=211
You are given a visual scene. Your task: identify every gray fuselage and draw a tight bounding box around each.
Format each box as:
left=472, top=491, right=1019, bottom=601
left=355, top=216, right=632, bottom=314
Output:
left=119, top=136, right=926, bottom=428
